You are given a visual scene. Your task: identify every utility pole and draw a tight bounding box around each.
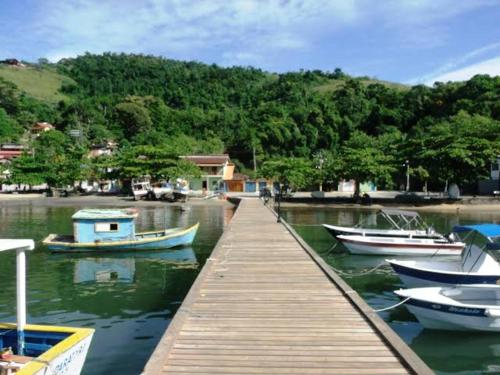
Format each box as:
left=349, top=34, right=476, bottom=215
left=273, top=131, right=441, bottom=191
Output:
left=252, top=144, right=257, bottom=173
left=406, top=160, right=410, bottom=192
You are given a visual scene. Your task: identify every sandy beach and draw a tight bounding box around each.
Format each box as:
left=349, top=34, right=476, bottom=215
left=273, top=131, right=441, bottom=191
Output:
left=0, top=193, right=234, bottom=207
left=0, top=193, right=498, bottom=215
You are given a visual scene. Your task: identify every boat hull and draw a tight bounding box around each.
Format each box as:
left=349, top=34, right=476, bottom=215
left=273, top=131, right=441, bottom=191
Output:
left=338, top=235, right=463, bottom=256
left=322, top=224, right=440, bottom=239
left=0, top=323, right=94, bottom=375
left=395, top=287, right=500, bottom=332
left=388, top=259, right=500, bottom=288
left=44, top=223, right=199, bottom=252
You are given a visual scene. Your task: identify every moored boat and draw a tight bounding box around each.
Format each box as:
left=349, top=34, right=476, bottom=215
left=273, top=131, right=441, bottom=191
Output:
left=395, top=285, right=500, bottom=332
left=337, top=234, right=464, bottom=256
left=323, top=209, right=444, bottom=239
left=0, top=239, right=94, bottom=374
left=387, top=224, right=500, bottom=287
left=43, top=209, right=199, bottom=252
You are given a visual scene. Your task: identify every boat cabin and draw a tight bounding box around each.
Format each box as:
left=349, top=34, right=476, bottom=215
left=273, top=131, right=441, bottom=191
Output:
left=72, top=209, right=138, bottom=244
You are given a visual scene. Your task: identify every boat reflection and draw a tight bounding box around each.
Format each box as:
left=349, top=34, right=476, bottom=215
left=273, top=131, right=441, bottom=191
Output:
left=71, top=247, right=198, bottom=284
left=410, top=330, right=500, bottom=374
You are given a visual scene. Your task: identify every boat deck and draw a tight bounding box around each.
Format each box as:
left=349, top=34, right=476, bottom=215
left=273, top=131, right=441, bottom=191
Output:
left=144, top=198, right=432, bottom=374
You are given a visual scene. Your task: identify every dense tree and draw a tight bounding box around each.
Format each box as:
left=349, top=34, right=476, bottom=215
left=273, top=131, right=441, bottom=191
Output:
left=340, top=131, right=396, bottom=197
left=1, top=53, right=499, bottom=193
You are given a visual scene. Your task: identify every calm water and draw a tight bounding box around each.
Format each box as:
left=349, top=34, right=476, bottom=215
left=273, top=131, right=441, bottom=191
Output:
left=0, top=203, right=234, bottom=374
left=282, top=206, right=500, bottom=375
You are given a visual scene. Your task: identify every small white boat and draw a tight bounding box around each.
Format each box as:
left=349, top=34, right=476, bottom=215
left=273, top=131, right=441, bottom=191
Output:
left=395, top=285, right=500, bottom=332
left=337, top=234, right=464, bottom=256
left=0, top=239, right=94, bottom=374
left=387, top=224, right=500, bottom=287
left=323, top=209, right=444, bottom=239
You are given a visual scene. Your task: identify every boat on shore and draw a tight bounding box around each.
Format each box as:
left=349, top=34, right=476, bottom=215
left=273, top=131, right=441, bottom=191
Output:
left=43, top=209, right=199, bottom=252
left=395, top=284, right=500, bottom=332
left=337, top=234, right=464, bottom=256
left=387, top=224, right=500, bottom=287
left=132, top=178, right=174, bottom=201
left=323, top=209, right=445, bottom=239
left=0, top=239, right=94, bottom=374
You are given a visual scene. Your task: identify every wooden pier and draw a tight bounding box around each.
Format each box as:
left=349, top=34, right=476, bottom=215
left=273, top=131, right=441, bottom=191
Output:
left=144, top=198, right=432, bottom=374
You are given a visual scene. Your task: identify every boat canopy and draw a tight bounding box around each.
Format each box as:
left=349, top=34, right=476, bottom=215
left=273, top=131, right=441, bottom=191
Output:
left=380, top=209, right=419, bottom=218
left=72, top=209, right=139, bottom=220
left=377, top=209, right=429, bottom=231
left=452, top=224, right=500, bottom=238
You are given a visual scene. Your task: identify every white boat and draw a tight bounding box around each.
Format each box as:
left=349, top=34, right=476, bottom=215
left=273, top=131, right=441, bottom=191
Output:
left=0, top=239, right=94, bottom=374
left=395, top=285, right=500, bottom=332
left=323, top=209, right=444, bottom=239
left=387, top=224, right=500, bottom=287
left=132, top=178, right=174, bottom=201
left=337, top=234, right=464, bottom=256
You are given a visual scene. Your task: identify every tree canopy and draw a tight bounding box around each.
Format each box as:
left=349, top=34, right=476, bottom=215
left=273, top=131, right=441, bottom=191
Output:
left=1, top=53, right=499, bottom=192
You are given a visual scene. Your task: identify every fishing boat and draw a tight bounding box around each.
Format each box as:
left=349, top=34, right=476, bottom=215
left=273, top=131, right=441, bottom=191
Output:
left=336, top=234, right=464, bottom=256
left=387, top=224, right=500, bottom=287
left=323, top=209, right=444, bottom=239
left=0, top=239, right=94, bottom=374
left=395, top=284, right=500, bottom=332
left=43, top=209, right=199, bottom=252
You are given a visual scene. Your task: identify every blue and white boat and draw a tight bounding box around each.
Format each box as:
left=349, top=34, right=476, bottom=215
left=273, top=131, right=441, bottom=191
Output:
left=0, top=239, right=94, bottom=374
left=395, top=284, right=500, bottom=332
left=43, top=209, right=199, bottom=252
left=387, top=224, right=500, bottom=288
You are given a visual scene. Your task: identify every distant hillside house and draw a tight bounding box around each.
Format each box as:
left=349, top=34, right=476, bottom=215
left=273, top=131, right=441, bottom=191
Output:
left=0, top=143, right=25, bottom=151
left=0, top=58, right=25, bottom=67
left=0, top=150, right=22, bottom=162
left=31, top=122, right=55, bottom=135
left=88, top=141, right=117, bottom=158
left=181, top=154, right=233, bottom=192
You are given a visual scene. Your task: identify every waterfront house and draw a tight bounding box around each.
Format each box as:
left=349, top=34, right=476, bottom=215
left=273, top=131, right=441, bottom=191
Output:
left=478, top=156, right=500, bottom=195
left=181, top=154, right=234, bottom=192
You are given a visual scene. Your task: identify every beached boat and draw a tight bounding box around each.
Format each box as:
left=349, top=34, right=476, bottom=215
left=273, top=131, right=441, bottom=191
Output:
left=337, top=234, right=464, bottom=256
left=0, top=239, right=94, bottom=374
left=395, top=285, right=500, bottom=332
left=387, top=224, right=500, bottom=287
left=323, top=209, right=444, bottom=239
left=43, top=209, right=199, bottom=252
left=132, top=178, right=174, bottom=201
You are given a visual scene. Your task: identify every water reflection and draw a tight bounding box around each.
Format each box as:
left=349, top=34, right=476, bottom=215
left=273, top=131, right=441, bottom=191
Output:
left=282, top=205, right=500, bottom=375
left=0, top=203, right=233, bottom=375
left=75, top=258, right=136, bottom=283
left=72, top=248, right=198, bottom=284
left=410, top=330, right=500, bottom=374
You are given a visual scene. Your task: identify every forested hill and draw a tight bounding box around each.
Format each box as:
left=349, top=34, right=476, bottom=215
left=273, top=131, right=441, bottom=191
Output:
left=1, top=53, right=499, bottom=191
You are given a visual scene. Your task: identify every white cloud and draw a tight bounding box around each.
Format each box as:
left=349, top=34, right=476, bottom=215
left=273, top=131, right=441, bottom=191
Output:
left=8, top=0, right=499, bottom=73
left=407, top=42, right=500, bottom=85
left=424, top=56, right=500, bottom=85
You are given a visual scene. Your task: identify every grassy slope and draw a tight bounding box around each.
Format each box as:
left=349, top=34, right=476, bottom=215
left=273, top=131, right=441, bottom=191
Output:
left=0, top=65, right=74, bottom=103
left=313, top=78, right=410, bottom=93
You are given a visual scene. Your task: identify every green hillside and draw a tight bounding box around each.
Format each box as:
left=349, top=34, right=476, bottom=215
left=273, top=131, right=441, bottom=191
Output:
left=313, top=78, right=409, bottom=93
left=0, top=64, right=74, bottom=103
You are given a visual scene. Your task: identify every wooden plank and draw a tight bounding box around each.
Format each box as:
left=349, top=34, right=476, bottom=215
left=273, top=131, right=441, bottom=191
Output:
left=143, top=198, right=432, bottom=375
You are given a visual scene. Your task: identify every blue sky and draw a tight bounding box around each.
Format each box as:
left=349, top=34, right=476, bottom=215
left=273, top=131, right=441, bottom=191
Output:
left=0, top=0, right=499, bottom=85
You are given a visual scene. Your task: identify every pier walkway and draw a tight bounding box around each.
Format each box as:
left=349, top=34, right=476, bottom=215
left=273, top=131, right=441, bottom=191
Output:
left=144, top=198, right=432, bottom=374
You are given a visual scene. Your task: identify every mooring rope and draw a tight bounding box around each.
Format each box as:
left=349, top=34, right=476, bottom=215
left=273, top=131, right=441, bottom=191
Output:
left=373, top=296, right=411, bottom=312
left=328, top=262, right=387, bottom=277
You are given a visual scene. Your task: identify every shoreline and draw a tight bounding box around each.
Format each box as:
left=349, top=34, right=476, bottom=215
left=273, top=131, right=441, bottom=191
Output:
left=0, top=193, right=498, bottom=213
left=0, top=193, right=234, bottom=207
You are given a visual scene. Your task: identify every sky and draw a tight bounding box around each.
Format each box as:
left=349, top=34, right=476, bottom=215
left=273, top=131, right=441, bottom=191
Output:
left=0, top=0, right=499, bottom=85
